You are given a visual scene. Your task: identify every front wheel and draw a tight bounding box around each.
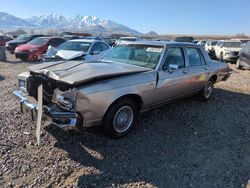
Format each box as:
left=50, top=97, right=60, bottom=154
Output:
left=103, top=98, right=138, bottom=139
left=219, top=52, right=224, bottom=62
left=199, top=80, right=214, bottom=101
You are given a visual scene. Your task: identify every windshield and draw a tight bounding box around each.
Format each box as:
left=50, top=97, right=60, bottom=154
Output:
left=16, top=34, right=30, bottom=41
left=102, top=44, right=164, bottom=69
left=28, top=38, right=49, bottom=45
left=57, top=41, right=91, bottom=52
left=224, top=42, right=243, bottom=48
left=211, top=41, right=218, bottom=46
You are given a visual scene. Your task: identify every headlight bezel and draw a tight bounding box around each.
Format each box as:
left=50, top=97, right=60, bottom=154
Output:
left=53, top=89, right=77, bottom=111
left=18, top=79, right=27, bottom=92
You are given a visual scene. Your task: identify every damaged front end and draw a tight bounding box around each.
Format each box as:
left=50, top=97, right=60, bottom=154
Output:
left=13, top=72, right=83, bottom=131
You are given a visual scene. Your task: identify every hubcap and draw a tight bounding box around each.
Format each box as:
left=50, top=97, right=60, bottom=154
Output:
left=204, top=82, right=213, bottom=99
left=113, top=106, right=134, bottom=133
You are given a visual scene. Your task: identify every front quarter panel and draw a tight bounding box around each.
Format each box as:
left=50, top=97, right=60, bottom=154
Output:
left=75, top=71, right=157, bottom=127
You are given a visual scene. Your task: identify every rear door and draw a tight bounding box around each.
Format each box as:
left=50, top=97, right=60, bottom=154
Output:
left=183, top=47, right=209, bottom=92
left=156, top=47, right=191, bottom=104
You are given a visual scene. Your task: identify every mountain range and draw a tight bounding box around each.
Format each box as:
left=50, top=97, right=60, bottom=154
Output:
left=0, top=12, right=155, bottom=36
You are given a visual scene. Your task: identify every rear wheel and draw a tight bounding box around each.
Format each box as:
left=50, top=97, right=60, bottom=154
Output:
left=236, top=59, right=242, bottom=69
left=103, top=98, right=138, bottom=139
left=199, top=80, right=214, bottom=101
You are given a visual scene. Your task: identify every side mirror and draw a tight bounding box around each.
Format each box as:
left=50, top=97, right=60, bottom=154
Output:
left=91, top=50, right=100, bottom=55
left=168, top=64, right=178, bottom=73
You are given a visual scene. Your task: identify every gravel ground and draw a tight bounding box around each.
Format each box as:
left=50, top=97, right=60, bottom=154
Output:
left=0, top=52, right=250, bottom=188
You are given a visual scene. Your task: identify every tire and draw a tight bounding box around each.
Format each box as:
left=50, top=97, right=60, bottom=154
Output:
left=199, top=80, right=214, bottom=101
left=219, top=52, right=224, bottom=62
left=103, top=98, right=138, bottom=139
left=236, top=59, right=242, bottom=69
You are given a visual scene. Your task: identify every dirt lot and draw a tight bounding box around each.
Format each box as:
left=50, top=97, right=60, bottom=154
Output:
left=0, top=52, right=250, bottom=188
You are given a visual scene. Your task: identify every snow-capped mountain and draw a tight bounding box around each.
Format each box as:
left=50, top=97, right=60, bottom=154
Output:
left=0, top=12, right=33, bottom=28
left=0, top=12, right=141, bottom=35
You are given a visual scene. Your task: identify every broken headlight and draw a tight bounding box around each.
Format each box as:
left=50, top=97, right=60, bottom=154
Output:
left=53, top=89, right=78, bottom=111
left=55, top=94, right=74, bottom=110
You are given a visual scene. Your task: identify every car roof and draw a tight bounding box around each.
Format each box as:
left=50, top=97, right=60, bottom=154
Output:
left=68, top=39, right=101, bottom=43
left=118, top=40, right=198, bottom=47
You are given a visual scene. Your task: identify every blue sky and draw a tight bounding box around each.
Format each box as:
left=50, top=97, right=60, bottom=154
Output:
left=1, top=0, right=249, bottom=35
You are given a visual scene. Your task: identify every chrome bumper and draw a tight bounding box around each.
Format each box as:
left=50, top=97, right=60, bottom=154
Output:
left=13, top=90, right=81, bottom=130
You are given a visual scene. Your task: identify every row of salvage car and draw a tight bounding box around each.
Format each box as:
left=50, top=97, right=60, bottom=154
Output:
left=5, top=34, right=112, bottom=62
left=203, top=39, right=250, bottom=70
left=13, top=40, right=231, bottom=139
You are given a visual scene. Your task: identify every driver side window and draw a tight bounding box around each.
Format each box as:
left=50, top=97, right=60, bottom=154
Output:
left=163, top=47, right=185, bottom=70
left=91, top=43, right=102, bottom=53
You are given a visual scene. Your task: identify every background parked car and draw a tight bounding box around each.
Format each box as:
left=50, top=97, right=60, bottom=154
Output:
left=0, top=35, right=12, bottom=47
left=197, top=40, right=206, bottom=48
left=6, top=34, right=45, bottom=53
left=174, top=36, right=194, bottom=43
left=15, top=37, right=65, bottom=61
left=43, top=39, right=111, bottom=62
left=204, top=40, right=218, bottom=59
left=62, top=35, right=81, bottom=41
left=115, top=37, right=141, bottom=45
left=236, top=41, right=250, bottom=69
left=214, top=40, right=243, bottom=62
left=231, top=38, right=250, bottom=45
left=204, top=40, right=218, bottom=52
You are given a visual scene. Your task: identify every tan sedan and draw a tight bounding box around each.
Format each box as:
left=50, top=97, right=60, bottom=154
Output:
left=14, top=41, right=230, bottom=138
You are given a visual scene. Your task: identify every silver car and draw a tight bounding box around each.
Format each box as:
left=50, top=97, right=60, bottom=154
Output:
left=43, top=39, right=111, bottom=62
left=14, top=41, right=230, bottom=138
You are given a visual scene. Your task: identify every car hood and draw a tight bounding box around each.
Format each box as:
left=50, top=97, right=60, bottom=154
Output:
left=224, top=47, right=242, bottom=52
left=45, top=47, right=87, bottom=60
left=16, top=44, right=42, bottom=51
left=28, top=61, right=152, bottom=85
left=8, top=39, right=27, bottom=44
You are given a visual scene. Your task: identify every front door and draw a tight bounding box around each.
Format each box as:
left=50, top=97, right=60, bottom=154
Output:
left=155, top=47, right=191, bottom=105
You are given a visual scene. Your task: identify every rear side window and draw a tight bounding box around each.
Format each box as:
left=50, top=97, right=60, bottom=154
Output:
left=163, top=47, right=185, bottom=69
left=185, top=48, right=205, bottom=67
left=91, top=42, right=102, bottom=52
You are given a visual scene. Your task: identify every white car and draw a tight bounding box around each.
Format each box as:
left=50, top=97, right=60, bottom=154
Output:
left=214, top=40, right=243, bottom=61
left=43, top=39, right=111, bottom=62
left=204, top=40, right=218, bottom=52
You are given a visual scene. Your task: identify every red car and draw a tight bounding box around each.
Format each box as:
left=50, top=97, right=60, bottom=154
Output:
left=15, top=37, right=65, bottom=61
left=0, top=35, right=12, bottom=47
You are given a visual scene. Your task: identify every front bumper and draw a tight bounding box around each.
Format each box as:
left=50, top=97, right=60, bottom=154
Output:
left=13, top=90, right=82, bottom=130
left=224, top=53, right=238, bottom=61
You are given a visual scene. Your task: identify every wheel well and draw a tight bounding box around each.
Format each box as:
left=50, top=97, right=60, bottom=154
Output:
left=102, top=94, right=143, bottom=123
left=209, top=75, right=217, bottom=83
left=112, top=94, right=143, bottom=111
